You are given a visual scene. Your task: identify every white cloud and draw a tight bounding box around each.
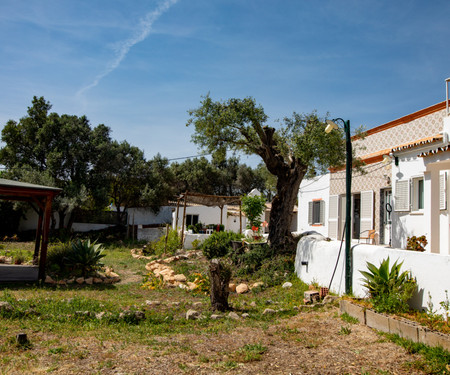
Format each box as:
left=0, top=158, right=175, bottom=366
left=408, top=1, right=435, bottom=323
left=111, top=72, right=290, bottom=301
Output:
left=76, top=0, right=179, bottom=98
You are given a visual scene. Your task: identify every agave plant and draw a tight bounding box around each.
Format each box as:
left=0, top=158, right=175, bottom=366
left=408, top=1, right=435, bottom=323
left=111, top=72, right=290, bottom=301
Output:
left=64, top=239, right=106, bottom=277
left=360, top=257, right=416, bottom=313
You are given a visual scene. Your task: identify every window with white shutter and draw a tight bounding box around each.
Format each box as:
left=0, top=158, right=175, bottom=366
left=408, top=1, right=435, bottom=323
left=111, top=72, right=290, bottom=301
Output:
left=394, top=180, right=410, bottom=211
left=308, top=200, right=325, bottom=225
left=328, top=195, right=339, bottom=239
left=360, top=190, right=374, bottom=234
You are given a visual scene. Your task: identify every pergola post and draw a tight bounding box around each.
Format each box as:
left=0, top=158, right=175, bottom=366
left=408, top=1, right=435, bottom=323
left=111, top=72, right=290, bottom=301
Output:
left=38, top=195, right=53, bottom=280
left=180, top=192, right=188, bottom=249
left=33, top=209, right=43, bottom=265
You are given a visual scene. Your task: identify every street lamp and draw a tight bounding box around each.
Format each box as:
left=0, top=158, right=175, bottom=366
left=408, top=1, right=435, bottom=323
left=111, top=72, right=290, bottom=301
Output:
left=326, top=118, right=352, bottom=295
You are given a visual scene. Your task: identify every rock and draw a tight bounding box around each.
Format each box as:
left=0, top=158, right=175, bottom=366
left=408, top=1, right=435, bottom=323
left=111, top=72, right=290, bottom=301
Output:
left=0, top=301, right=13, bottom=312
left=293, top=306, right=299, bottom=311
left=93, top=277, right=103, bottom=284
left=323, top=295, right=339, bottom=304
left=242, top=313, right=250, bottom=319
left=75, top=277, right=84, bottom=284
left=210, top=314, right=222, bottom=320
left=95, top=312, right=106, bottom=320
left=186, top=309, right=200, bottom=320
left=228, top=312, right=240, bottom=320
left=262, top=308, right=276, bottom=315
left=134, top=311, right=146, bottom=320
left=282, top=282, right=293, bottom=289
left=108, top=272, right=120, bottom=279
left=236, top=283, right=249, bottom=294
left=187, top=282, right=197, bottom=291
left=228, top=283, right=237, bottom=292
left=192, top=302, right=203, bottom=308
left=84, top=277, right=94, bottom=285
left=174, top=274, right=187, bottom=282
left=145, top=300, right=161, bottom=307
left=168, top=302, right=180, bottom=307
left=250, top=282, right=264, bottom=289
left=56, top=280, right=67, bottom=286
left=178, top=284, right=189, bottom=290
left=265, top=299, right=274, bottom=305
left=44, top=275, right=56, bottom=284
left=66, top=278, right=75, bottom=284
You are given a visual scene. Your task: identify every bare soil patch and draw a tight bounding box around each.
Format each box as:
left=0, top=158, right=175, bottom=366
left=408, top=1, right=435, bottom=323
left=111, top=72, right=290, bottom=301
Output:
left=2, top=308, right=426, bottom=375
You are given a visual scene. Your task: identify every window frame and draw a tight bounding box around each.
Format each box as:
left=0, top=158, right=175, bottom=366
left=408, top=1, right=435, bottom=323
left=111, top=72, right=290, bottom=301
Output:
left=411, top=175, right=424, bottom=213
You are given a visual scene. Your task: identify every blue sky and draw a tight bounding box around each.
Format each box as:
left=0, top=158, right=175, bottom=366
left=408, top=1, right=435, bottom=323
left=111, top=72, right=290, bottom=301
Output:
left=0, top=0, right=449, bottom=166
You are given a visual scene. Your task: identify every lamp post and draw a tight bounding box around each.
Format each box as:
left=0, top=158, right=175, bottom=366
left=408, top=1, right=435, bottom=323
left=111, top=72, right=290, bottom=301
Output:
left=326, top=118, right=352, bottom=294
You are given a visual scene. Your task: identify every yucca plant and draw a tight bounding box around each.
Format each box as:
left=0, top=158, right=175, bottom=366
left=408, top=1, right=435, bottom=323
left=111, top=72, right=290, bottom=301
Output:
left=360, top=257, right=416, bottom=313
left=64, top=239, right=106, bottom=277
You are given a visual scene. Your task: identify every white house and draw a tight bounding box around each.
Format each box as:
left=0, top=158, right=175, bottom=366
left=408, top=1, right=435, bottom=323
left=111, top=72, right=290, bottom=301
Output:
left=297, top=90, right=450, bottom=254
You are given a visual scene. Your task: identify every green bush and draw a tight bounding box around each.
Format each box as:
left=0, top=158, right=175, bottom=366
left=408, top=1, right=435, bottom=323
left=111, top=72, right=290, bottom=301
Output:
left=64, top=239, right=106, bottom=277
left=46, top=242, right=74, bottom=276
left=151, top=228, right=180, bottom=256
left=241, top=194, right=266, bottom=229
left=202, top=231, right=243, bottom=259
left=360, top=257, right=416, bottom=313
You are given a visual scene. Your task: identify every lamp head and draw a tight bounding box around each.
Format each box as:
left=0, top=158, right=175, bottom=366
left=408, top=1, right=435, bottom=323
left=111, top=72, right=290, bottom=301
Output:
left=325, top=120, right=339, bottom=133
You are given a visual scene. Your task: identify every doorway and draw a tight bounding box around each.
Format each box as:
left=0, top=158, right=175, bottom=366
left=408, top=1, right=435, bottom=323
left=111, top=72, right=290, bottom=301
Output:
left=379, top=188, right=392, bottom=245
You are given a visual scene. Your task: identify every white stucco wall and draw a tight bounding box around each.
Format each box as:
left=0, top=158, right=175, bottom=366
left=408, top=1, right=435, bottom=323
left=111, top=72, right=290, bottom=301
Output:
left=127, top=206, right=173, bottom=225
left=173, top=205, right=228, bottom=230
left=297, top=174, right=330, bottom=236
left=295, top=236, right=450, bottom=315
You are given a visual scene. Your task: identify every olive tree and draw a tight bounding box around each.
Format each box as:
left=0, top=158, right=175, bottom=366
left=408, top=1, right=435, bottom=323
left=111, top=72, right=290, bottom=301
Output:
left=187, top=95, right=346, bottom=251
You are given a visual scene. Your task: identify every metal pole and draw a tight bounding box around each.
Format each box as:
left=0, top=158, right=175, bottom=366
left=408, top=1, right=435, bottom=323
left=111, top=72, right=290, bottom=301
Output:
left=344, top=119, right=353, bottom=295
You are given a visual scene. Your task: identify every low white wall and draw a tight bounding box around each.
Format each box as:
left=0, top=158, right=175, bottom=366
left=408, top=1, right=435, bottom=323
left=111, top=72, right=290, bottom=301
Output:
left=72, top=223, right=114, bottom=232
left=137, top=227, right=165, bottom=242
left=183, top=233, right=209, bottom=249
left=295, top=236, right=450, bottom=315
left=128, top=206, right=173, bottom=225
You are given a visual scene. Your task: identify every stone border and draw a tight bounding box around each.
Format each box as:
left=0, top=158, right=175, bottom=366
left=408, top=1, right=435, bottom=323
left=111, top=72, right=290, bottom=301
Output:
left=340, top=300, right=450, bottom=352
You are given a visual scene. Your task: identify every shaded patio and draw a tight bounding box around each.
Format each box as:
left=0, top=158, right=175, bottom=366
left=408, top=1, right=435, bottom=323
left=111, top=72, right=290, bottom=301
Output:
left=0, top=179, right=61, bottom=281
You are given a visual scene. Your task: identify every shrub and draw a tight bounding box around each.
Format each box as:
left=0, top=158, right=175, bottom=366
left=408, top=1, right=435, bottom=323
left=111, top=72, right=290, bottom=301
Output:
left=64, top=239, right=106, bottom=277
left=241, top=194, right=266, bottom=230
left=151, top=228, right=180, bottom=256
left=360, top=257, right=416, bottom=313
left=406, top=235, right=427, bottom=252
left=201, top=231, right=243, bottom=259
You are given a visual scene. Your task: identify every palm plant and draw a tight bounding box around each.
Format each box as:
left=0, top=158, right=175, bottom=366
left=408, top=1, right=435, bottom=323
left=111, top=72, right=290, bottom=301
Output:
left=360, top=257, right=416, bottom=313
left=64, top=239, right=106, bottom=277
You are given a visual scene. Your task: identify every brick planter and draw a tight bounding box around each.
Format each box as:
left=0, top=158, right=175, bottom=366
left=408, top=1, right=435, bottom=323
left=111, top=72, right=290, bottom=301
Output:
left=340, top=300, right=450, bottom=352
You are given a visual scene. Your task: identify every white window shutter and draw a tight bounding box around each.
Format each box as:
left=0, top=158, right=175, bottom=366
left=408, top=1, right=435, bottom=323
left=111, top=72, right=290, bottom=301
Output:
left=319, top=200, right=325, bottom=225
left=328, top=195, right=339, bottom=239
left=308, top=202, right=313, bottom=224
left=395, top=180, right=410, bottom=211
left=440, top=173, right=447, bottom=210
left=360, top=190, right=374, bottom=234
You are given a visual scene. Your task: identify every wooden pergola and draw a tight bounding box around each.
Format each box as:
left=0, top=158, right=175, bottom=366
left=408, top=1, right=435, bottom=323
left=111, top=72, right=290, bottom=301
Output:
left=175, top=192, right=242, bottom=246
left=0, top=179, right=61, bottom=280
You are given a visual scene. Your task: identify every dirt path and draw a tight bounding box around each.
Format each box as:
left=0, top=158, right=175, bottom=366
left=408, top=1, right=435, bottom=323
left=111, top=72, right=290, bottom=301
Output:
left=6, top=308, right=426, bottom=375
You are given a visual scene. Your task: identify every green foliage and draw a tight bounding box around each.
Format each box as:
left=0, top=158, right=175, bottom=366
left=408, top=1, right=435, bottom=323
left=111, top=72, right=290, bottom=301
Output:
left=378, top=331, right=450, bottom=374
left=240, top=194, right=266, bottom=229
left=46, top=242, right=74, bottom=276
left=340, top=312, right=359, bottom=324
left=360, top=257, right=416, bottom=313
left=406, top=235, right=428, bottom=252
left=150, top=228, right=180, bottom=256
left=64, top=239, right=106, bottom=277
left=201, top=231, right=243, bottom=259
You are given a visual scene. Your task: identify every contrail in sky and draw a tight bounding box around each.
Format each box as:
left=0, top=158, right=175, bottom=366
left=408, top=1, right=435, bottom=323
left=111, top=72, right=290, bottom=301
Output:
left=77, top=0, right=179, bottom=97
